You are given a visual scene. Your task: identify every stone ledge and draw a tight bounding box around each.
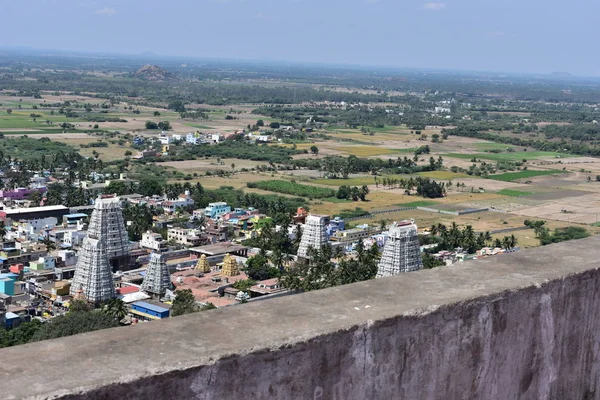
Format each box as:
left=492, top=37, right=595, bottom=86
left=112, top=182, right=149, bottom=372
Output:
left=2, top=236, right=600, bottom=399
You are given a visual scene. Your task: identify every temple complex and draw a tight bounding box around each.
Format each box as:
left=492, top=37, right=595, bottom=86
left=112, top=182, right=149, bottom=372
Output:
left=69, top=237, right=115, bottom=303
left=86, top=196, right=130, bottom=270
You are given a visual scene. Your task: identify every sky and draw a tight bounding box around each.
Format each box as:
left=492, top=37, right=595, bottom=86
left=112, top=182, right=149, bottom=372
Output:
left=1, top=0, right=598, bottom=76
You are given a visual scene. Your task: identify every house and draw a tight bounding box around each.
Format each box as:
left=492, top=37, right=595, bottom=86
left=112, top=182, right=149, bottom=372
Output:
left=204, top=202, right=231, bottom=220
left=140, top=231, right=167, bottom=252
left=167, top=228, right=202, bottom=246
left=162, top=193, right=194, bottom=213
left=158, top=133, right=171, bottom=145
left=186, top=132, right=201, bottom=145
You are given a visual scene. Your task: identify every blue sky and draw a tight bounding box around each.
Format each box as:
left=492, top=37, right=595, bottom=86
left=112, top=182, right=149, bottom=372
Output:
left=1, top=0, right=598, bottom=75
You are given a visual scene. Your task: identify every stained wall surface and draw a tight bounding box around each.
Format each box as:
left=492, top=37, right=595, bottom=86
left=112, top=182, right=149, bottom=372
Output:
left=2, top=237, right=600, bottom=399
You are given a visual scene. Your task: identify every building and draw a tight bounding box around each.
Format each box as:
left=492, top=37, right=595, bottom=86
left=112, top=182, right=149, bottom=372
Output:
left=0, top=187, right=47, bottom=201
left=0, top=205, right=69, bottom=225
left=130, top=301, right=170, bottom=321
left=87, top=197, right=130, bottom=270
left=141, top=253, right=172, bottom=297
left=376, top=221, right=423, bottom=278
left=167, top=228, right=201, bottom=247
left=195, top=254, right=211, bottom=273
left=204, top=202, right=231, bottom=220
left=297, top=215, right=329, bottom=258
left=69, top=237, right=116, bottom=303
left=140, top=231, right=167, bottom=252
left=220, top=254, right=240, bottom=277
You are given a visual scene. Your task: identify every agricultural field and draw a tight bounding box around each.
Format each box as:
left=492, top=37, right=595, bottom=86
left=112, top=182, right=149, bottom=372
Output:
left=496, top=189, right=535, bottom=197
left=487, top=170, right=566, bottom=182
left=247, top=180, right=336, bottom=199
left=442, top=151, right=575, bottom=162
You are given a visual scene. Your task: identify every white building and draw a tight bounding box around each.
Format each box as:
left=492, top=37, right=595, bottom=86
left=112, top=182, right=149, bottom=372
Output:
left=140, top=231, right=167, bottom=252
left=297, top=215, right=329, bottom=258
left=167, top=228, right=201, bottom=246
left=376, top=221, right=423, bottom=278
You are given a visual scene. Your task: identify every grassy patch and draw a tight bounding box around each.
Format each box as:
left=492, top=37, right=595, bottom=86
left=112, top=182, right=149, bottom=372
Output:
left=322, top=197, right=353, bottom=203
left=497, top=189, right=535, bottom=197
left=417, top=171, right=470, bottom=180
left=487, top=170, right=565, bottom=182
left=442, top=151, right=575, bottom=162
left=397, top=200, right=437, bottom=208
left=474, top=142, right=517, bottom=151
left=332, top=146, right=415, bottom=157
left=247, top=180, right=335, bottom=199
left=313, top=175, right=406, bottom=187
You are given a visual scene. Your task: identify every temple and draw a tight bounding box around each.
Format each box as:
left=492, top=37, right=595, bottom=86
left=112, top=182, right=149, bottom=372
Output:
left=195, top=254, right=211, bottom=273
left=376, top=220, right=423, bottom=278
left=297, top=214, right=328, bottom=258
left=141, top=252, right=172, bottom=297
left=69, top=237, right=115, bottom=303
left=220, top=254, right=240, bottom=277
left=86, top=196, right=130, bottom=271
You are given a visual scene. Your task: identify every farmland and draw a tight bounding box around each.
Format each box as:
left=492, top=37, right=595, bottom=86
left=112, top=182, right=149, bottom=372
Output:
left=247, top=180, right=336, bottom=199
left=487, top=170, right=566, bottom=182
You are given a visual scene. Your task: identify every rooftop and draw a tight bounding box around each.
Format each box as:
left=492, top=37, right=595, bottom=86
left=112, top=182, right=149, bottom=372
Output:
left=2, top=205, right=68, bottom=214
left=190, top=242, right=247, bottom=256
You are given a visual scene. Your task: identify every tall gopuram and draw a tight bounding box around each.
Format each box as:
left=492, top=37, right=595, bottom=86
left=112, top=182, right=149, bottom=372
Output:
left=141, top=252, right=172, bottom=297
left=376, top=220, right=423, bottom=278
left=221, top=254, right=240, bottom=277
left=69, top=237, right=116, bottom=303
left=196, top=254, right=211, bottom=273
left=87, top=196, right=130, bottom=271
left=297, top=215, right=329, bottom=258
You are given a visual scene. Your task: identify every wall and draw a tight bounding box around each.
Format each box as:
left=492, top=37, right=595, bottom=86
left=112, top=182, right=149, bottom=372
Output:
left=2, top=236, right=600, bottom=399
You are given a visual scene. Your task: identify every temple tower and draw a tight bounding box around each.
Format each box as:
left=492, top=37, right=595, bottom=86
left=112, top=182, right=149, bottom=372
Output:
left=221, top=254, right=240, bottom=277
left=376, top=221, right=423, bottom=278
left=196, top=254, right=211, bottom=273
left=87, top=196, right=130, bottom=271
left=69, top=237, right=115, bottom=303
left=141, top=252, right=172, bottom=297
left=297, top=215, right=329, bottom=258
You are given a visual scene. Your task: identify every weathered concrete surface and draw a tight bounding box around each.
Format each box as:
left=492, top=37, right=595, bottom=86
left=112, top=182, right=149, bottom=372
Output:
left=2, top=236, right=600, bottom=399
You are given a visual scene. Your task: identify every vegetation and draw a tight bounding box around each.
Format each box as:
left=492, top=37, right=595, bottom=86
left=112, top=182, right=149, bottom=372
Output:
left=487, top=170, right=565, bottom=182
left=171, top=289, right=199, bottom=317
left=247, top=180, right=335, bottom=199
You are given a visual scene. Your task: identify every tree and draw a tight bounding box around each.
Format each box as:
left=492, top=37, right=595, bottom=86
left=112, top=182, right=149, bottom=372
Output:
left=124, top=150, right=133, bottom=157
left=153, top=111, right=161, bottom=116
left=145, top=121, right=158, bottom=129
left=310, top=146, right=319, bottom=155
left=246, top=254, right=280, bottom=281
left=158, top=121, right=172, bottom=131
left=167, top=100, right=186, bottom=113
left=102, top=298, right=128, bottom=321
left=6, top=109, right=11, bottom=115
left=171, top=289, right=198, bottom=317
left=105, top=180, right=127, bottom=196
left=30, top=311, right=119, bottom=342
left=256, top=119, right=265, bottom=127
left=0, top=220, right=6, bottom=242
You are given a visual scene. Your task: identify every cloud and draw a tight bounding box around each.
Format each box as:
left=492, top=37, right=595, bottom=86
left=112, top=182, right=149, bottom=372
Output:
left=95, top=7, right=116, bottom=15
left=485, top=31, right=505, bottom=37
left=423, top=2, right=445, bottom=10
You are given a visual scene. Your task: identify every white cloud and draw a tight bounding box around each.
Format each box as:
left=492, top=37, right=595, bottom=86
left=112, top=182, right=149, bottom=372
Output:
left=423, top=2, right=445, bottom=10
left=95, top=7, right=116, bottom=15
left=254, top=12, right=270, bottom=20
left=486, top=31, right=505, bottom=37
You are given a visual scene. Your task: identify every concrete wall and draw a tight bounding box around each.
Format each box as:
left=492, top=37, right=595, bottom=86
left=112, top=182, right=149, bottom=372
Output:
left=3, top=237, right=600, bottom=399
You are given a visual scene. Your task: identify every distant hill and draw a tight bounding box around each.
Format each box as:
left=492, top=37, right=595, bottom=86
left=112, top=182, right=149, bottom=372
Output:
left=133, top=64, right=172, bottom=81
left=549, top=71, right=572, bottom=78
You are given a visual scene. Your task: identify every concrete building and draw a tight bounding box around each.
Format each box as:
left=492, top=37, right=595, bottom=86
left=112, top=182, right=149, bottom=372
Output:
left=203, top=202, right=231, bottom=220
left=87, top=197, right=130, bottom=270
left=167, top=228, right=201, bottom=247
left=297, top=215, right=329, bottom=258
left=0, top=205, right=69, bottom=225
left=140, top=231, right=167, bottom=252
left=376, top=221, right=423, bottom=278
left=141, top=253, right=171, bottom=297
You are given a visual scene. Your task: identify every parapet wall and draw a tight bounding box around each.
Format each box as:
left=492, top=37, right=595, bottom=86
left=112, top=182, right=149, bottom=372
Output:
left=3, top=237, right=600, bottom=399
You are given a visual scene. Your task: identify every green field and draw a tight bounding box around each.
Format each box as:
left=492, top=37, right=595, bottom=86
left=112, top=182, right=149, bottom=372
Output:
left=313, top=175, right=407, bottom=187
left=417, top=171, right=470, bottom=180
left=474, top=142, right=518, bottom=151
left=487, top=170, right=565, bottom=182
left=443, top=151, right=574, bottom=162
left=497, top=189, right=535, bottom=197
left=397, top=200, right=437, bottom=208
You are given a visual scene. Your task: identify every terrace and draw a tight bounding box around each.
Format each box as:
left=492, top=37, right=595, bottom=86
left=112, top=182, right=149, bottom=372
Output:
left=2, top=236, right=600, bottom=399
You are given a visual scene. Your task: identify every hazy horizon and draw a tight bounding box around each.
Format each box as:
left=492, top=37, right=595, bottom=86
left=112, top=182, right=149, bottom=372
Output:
left=1, top=0, right=598, bottom=76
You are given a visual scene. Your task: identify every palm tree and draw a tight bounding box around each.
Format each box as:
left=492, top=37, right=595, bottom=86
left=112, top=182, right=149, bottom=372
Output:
left=102, top=298, right=128, bottom=321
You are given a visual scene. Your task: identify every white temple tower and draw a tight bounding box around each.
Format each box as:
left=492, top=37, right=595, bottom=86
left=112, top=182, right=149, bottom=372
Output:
left=297, top=215, right=329, bottom=258
left=141, top=252, right=172, bottom=297
left=69, top=237, right=116, bottom=303
left=86, top=196, right=130, bottom=270
left=376, top=221, right=423, bottom=278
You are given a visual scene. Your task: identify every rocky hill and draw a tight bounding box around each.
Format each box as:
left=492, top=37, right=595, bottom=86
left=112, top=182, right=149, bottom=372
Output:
left=133, top=65, right=172, bottom=81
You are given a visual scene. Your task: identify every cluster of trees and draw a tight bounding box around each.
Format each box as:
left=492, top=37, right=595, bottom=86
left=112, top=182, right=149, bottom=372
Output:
left=336, top=185, right=369, bottom=201
left=524, top=220, right=590, bottom=245
left=376, top=176, right=447, bottom=198
left=145, top=121, right=172, bottom=130
left=428, top=222, right=517, bottom=254
left=281, top=242, right=380, bottom=292
left=170, top=289, right=216, bottom=316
